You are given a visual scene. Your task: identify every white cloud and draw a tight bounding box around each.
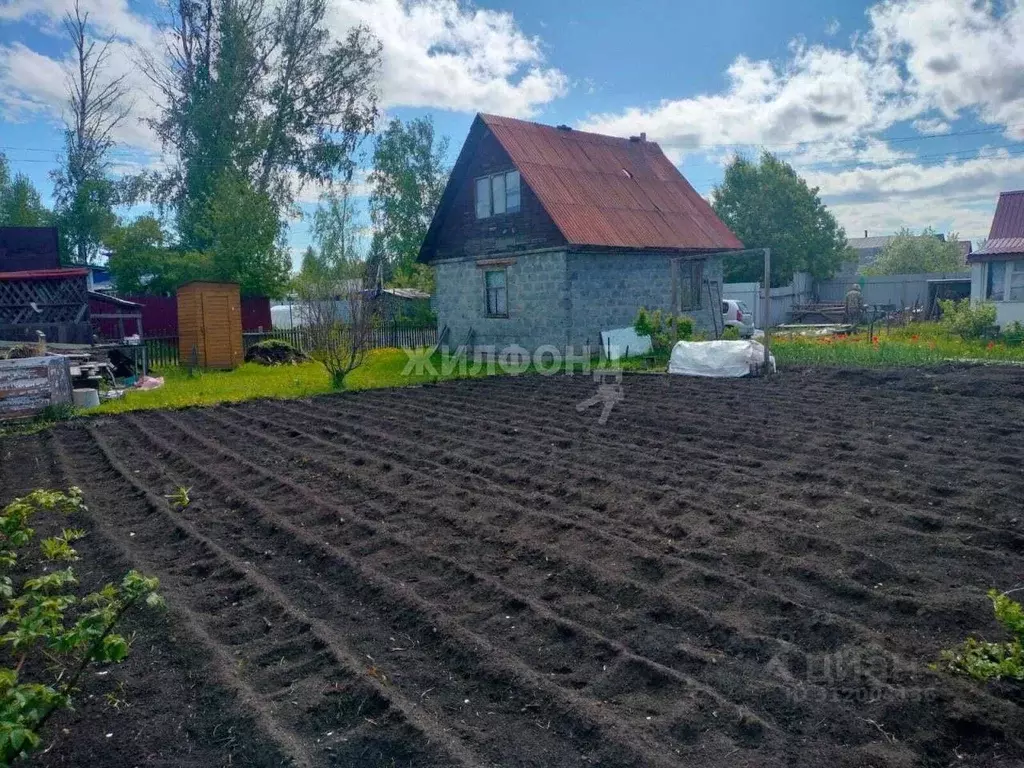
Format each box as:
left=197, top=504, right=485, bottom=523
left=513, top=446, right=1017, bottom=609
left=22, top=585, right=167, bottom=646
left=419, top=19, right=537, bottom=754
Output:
left=911, top=117, right=951, bottom=134
left=0, top=0, right=567, bottom=160
left=580, top=0, right=1024, bottom=244
left=825, top=18, right=840, bottom=37
left=327, top=0, right=567, bottom=116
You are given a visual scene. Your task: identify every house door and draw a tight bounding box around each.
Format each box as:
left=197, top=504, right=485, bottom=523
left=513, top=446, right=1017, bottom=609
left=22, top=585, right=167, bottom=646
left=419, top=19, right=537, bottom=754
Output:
left=201, top=295, right=232, bottom=368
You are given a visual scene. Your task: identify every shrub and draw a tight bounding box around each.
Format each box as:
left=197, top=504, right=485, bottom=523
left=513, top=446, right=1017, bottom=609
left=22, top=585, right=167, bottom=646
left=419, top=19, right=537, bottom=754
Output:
left=939, top=589, right=1024, bottom=682
left=674, top=315, right=694, bottom=341
left=244, top=338, right=307, bottom=366
left=939, top=299, right=997, bottom=339
left=1002, top=321, right=1024, bottom=345
left=634, top=308, right=695, bottom=354
left=721, top=326, right=741, bottom=340
left=0, top=488, right=162, bottom=763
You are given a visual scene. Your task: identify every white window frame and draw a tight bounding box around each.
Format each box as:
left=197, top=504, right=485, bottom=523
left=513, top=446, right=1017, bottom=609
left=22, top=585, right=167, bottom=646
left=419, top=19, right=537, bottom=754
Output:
left=474, top=170, right=521, bottom=219
left=985, top=260, right=1024, bottom=302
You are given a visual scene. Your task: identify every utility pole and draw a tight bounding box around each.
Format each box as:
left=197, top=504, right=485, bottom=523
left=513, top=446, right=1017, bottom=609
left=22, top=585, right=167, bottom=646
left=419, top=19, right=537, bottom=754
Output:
left=763, top=248, right=772, bottom=371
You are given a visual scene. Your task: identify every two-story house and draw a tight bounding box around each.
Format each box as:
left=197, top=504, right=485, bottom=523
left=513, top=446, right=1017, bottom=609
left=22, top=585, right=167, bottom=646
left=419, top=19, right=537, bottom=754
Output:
left=417, top=114, right=743, bottom=353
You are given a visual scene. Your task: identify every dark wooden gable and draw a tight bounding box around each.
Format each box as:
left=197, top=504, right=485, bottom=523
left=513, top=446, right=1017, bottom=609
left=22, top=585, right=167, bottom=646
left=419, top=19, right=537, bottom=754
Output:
left=418, top=117, right=565, bottom=262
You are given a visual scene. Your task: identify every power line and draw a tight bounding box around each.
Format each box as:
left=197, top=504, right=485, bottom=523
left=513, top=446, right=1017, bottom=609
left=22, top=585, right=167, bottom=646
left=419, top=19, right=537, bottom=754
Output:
left=2, top=120, right=1023, bottom=159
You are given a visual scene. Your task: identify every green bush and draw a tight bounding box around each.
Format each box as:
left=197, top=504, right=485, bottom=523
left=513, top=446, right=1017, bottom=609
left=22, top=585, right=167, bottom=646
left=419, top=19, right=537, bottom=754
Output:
left=0, top=489, right=162, bottom=763
left=939, top=590, right=1024, bottom=682
left=721, top=326, right=741, bottom=340
left=1002, top=321, right=1024, bottom=345
left=634, top=308, right=695, bottom=354
left=939, top=299, right=997, bottom=339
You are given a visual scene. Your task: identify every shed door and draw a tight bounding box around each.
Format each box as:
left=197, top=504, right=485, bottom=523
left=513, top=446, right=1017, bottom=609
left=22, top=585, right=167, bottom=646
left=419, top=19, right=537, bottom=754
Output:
left=201, top=295, right=232, bottom=368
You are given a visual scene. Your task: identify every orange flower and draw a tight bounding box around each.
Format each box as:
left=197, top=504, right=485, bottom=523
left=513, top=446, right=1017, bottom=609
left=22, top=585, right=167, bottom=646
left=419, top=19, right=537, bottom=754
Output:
left=987, top=341, right=995, bottom=350
left=872, top=336, right=880, bottom=345
left=911, top=334, right=919, bottom=342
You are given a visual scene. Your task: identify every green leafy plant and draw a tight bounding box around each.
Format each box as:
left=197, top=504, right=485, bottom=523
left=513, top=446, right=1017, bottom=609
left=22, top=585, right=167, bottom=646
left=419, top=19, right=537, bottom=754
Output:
left=0, top=488, right=162, bottom=764
left=939, top=589, right=1024, bottom=682
left=634, top=308, right=695, bottom=354
left=1002, top=321, right=1024, bottom=345
left=939, top=299, right=997, bottom=340
left=721, top=326, right=741, bottom=340
left=165, top=487, right=191, bottom=510
left=33, top=404, right=78, bottom=425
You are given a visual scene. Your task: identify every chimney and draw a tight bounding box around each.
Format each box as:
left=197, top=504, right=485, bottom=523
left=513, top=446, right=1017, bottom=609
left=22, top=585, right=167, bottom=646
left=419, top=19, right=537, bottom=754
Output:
left=864, top=230, right=868, bottom=238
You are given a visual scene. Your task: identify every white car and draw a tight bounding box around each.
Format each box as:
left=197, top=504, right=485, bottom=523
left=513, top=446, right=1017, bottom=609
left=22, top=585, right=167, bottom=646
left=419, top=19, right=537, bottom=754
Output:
left=723, top=299, right=755, bottom=337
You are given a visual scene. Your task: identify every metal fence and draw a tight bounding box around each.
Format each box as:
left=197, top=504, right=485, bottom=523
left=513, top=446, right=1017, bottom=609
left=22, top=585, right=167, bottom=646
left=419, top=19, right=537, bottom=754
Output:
left=816, top=271, right=970, bottom=307
left=140, top=321, right=437, bottom=369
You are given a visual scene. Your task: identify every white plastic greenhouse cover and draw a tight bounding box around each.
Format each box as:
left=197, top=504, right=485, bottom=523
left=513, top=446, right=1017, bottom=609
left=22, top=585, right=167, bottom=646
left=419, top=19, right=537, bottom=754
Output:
left=668, top=340, right=775, bottom=378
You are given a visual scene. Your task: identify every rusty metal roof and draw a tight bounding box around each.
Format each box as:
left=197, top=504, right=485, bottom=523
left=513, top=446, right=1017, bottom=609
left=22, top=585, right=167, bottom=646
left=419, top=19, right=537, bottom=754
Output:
left=969, top=191, right=1024, bottom=261
left=478, top=114, right=743, bottom=252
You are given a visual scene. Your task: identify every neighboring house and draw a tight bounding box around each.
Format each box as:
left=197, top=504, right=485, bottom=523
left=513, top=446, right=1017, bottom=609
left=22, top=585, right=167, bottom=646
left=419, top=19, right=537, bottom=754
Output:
left=843, top=235, right=896, bottom=273
left=969, top=190, right=1024, bottom=327
left=418, top=113, right=743, bottom=352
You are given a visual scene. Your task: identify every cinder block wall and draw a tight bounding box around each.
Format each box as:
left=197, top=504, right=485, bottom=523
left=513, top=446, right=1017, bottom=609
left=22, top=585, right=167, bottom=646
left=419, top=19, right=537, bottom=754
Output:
left=434, top=250, right=569, bottom=351
left=433, top=249, right=723, bottom=353
left=567, top=251, right=722, bottom=348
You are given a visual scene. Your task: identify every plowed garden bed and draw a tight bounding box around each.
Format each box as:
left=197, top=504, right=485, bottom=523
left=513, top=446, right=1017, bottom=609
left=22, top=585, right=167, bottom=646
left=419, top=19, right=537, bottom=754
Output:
left=4, top=365, right=1024, bottom=767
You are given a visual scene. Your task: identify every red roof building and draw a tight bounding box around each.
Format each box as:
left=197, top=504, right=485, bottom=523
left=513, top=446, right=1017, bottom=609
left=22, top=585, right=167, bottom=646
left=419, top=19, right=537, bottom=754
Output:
left=419, top=114, right=743, bottom=351
left=969, top=190, right=1024, bottom=262
left=969, top=191, right=1024, bottom=329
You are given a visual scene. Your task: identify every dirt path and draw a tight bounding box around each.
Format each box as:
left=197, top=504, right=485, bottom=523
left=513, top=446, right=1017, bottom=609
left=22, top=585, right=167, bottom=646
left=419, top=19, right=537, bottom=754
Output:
left=4, top=365, right=1024, bottom=766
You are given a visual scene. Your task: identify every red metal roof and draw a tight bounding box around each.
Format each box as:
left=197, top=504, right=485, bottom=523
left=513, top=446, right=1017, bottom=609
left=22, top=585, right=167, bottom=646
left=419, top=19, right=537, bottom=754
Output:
left=478, top=114, right=743, bottom=252
left=969, top=191, right=1024, bottom=261
left=0, top=268, right=89, bottom=280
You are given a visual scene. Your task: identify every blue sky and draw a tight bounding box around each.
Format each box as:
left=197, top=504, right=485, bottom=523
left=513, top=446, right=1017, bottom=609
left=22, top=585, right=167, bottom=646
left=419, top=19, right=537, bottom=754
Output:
left=2, top=0, right=1024, bottom=265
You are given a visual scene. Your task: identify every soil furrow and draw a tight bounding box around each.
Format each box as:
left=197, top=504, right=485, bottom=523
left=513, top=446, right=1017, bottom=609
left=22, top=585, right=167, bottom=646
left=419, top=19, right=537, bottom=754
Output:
left=67, top=424, right=479, bottom=768
left=112, top=413, right=709, bottom=767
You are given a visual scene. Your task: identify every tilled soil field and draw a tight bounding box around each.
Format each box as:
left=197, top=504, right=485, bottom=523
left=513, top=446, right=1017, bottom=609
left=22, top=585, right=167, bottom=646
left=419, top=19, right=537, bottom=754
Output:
left=4, top=365, right=1024, bottom=767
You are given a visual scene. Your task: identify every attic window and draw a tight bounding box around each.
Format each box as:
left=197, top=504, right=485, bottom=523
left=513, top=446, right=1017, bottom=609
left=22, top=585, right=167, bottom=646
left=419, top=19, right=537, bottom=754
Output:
left=621, top=169, right=633, bottom=179
left=476, top=170, right=521, bottom=218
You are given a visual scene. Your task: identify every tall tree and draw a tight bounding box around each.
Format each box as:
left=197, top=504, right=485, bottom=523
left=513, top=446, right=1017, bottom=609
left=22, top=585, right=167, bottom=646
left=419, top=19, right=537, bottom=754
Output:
left=201, top=170, right=290, bottom=296
left=0, top=155, right=51, bottom=228
left=143, top=0, right=381, bottom=254
left=861, top=228, right=965, bottom=275
left=712, top=152, right=853, bottom=285
left=311, top=182, right=365, bottom=278
left=51, top=0, right=130, bottom=265
left=368, top=116, right=449, bottom=289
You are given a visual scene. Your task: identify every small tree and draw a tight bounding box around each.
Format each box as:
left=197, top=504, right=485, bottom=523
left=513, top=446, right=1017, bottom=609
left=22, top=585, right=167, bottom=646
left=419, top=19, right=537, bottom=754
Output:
left=297, top=274, right=379, bottom=388
left=939, top=299, right=997, bottom=339
left=862, top=228, right=965, bottom=276
left=0, top=488, right=162, bottom=763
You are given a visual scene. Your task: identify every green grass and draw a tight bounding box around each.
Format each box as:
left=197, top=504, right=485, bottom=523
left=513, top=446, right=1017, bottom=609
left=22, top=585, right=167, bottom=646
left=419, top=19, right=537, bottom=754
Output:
left=93, top=347, right=504, bottom=415
left=94, top=361, right=335, bottom=414
left=772, top=324, right=1024, bottom=367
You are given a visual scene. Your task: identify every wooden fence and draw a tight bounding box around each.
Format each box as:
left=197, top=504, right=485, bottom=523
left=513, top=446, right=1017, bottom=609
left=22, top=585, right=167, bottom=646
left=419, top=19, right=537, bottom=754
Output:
left=141, top=321, right=437, bottom=369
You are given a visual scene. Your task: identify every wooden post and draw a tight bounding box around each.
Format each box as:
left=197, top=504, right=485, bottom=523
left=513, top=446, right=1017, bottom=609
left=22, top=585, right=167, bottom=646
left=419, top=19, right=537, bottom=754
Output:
left=763, top=248, right=772, bottom=371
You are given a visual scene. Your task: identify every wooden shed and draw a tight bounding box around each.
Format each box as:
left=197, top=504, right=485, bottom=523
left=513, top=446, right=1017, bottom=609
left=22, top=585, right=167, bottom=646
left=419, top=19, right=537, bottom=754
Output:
left=177, top=281, right=243, bottom=369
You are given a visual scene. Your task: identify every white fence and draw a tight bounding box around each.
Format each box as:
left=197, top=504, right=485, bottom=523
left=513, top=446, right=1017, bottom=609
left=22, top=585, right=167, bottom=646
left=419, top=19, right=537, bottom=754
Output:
left=723, top=272, right=812, bottom=328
